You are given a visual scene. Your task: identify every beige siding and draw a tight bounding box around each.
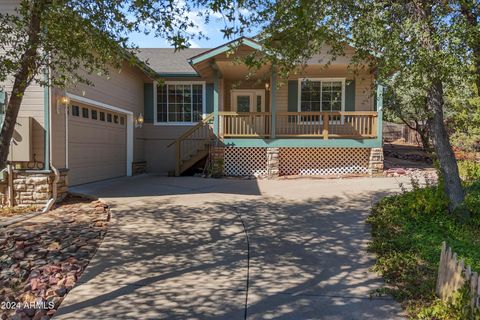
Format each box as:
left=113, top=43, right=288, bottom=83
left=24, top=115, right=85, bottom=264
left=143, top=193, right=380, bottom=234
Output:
left=56, top=62, right=147, bottom=169
left=0, top=74, right=45, bottom=166
left=276, top=66, right=374, bottom=112
left=142, top=124, right=193, bottom=174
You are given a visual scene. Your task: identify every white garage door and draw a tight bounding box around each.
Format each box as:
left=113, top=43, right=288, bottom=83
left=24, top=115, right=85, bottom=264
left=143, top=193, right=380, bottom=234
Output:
left=68, top=102, right=127, bottom=185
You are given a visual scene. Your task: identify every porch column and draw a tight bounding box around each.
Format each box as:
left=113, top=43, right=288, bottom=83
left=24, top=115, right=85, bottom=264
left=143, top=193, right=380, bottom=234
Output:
left=376, top=84, right=383, bottom=142
left=213, top=71, right=219, bottom=136
left=270, top=70, right=277, bottom=139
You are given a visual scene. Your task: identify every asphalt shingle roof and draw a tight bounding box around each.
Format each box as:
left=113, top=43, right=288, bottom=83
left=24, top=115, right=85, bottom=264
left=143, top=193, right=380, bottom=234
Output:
left=136, top=48, right=210, bottom=74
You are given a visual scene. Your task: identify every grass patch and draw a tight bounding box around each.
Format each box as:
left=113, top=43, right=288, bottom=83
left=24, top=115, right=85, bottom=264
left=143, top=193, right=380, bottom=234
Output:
left=0, top=205, right=39, bottom=217
left=368, top=171, right=480, bottom=319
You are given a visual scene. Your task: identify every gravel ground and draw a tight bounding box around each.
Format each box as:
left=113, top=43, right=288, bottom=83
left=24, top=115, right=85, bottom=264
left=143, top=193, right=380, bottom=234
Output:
left=0, top=195, right=110, bottom=320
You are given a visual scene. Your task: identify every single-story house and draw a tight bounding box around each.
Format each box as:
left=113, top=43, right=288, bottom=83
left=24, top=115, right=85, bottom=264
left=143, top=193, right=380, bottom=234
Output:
left=0, top=35, right=384, bottom=206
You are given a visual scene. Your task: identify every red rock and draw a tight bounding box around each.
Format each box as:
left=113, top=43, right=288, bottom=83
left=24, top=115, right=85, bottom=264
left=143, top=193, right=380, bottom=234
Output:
left=30, top=278, right=40, bottom=290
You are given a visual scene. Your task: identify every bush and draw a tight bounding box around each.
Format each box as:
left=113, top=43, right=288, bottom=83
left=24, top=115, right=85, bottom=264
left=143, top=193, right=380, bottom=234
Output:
left=368, top=177, right=480, bottom=318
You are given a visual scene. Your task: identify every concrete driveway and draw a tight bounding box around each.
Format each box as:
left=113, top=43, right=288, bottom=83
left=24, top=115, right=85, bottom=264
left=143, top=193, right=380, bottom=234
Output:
left=55, top=175, right=409, bottom=320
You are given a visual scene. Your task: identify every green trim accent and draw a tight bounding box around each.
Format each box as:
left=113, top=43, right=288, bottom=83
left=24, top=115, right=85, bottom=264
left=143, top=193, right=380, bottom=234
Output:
left=205, top=83, right=214, bottom=114
left=43, top=69, right=50, bottom=171
left=0, top=90, right=6, bottom=125
left=144, top=83, right=154, bottom=123
left=287, top=80, right=298, bottom=112
left=189, top=37, right=262, bottom=65
left=157, top=72, right=200, bottom=78
left=345, top=80, right=355, bottom=111
left=271, top=71, right=277, bottom=138
left=223, top=138, right=382, bottom=148
left=376, top=84, right=384, bottom=143
left=213, top=73, right=219, bottom=135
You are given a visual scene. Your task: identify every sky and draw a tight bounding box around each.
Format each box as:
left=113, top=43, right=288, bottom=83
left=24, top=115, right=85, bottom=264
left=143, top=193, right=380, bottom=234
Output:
left=127, top=5, right=257, bottom=49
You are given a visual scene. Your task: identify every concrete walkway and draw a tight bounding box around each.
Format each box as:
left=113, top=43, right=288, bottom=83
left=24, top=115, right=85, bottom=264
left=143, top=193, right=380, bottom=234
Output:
left=55, top=175, right=409, bottom=320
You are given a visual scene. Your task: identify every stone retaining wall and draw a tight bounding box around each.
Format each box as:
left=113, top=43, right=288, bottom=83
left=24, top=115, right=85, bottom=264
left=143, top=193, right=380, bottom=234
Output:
left=1, top=169, right=69, bottom=207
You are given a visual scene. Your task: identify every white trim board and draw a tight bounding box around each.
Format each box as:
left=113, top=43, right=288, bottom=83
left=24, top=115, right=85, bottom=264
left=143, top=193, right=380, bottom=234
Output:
left=66, top=92, right=134, bottom=177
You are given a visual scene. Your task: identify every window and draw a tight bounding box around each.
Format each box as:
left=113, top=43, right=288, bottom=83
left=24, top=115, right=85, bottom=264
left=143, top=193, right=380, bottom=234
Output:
left=82, top=107, right=89, bottom=118
left=72, top=105, right=80, bottom=116
left=120, top=116, right=125, bottom=125
left=114, top=115, right=119, bottom=124
left=157, top=82, right=204, bottom=123
left=91, top=110, right=98, bottom=120
left=99, top=112, right=105, bottom=121
left=107, top=113, right=112, bottom=122
left=299, top=79, right=344, bottom=112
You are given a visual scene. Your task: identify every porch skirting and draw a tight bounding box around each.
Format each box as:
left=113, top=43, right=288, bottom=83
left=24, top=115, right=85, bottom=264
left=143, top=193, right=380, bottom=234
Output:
left=222, top=147, right=384, bottom=178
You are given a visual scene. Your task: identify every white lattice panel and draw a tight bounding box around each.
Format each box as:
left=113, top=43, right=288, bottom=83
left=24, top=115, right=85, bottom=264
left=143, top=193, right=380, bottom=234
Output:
left=224, top=147, right=267, bottom=176
left=279, top=148, right=370, bottom=176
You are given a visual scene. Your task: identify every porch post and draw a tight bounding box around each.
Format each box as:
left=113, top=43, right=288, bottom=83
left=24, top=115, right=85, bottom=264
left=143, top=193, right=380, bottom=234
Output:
left=376, top=84, right=383, bottom=142
left=270, top=69, right=277, bottom=139
left=213, top=71, right=219, bottom=136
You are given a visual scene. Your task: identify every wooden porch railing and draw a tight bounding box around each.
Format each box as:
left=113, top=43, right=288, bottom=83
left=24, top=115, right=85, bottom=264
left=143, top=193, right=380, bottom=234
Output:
left=168, top=113, right=214, bottom=176
left=219, top=112, right=271, bottom=138
left=275, top=111, right=378, bottom=139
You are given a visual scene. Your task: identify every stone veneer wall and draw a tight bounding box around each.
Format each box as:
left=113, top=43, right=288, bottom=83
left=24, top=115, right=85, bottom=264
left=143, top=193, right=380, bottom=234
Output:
left=368, top=148, right=384, bottom=174
left=6, top=169, right=69, bottom=206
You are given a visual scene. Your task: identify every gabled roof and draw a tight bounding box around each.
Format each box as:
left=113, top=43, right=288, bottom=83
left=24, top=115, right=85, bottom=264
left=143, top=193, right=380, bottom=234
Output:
left=188, top=37, right=262, bottom=65
left=136, top=48, right=210, bottom=76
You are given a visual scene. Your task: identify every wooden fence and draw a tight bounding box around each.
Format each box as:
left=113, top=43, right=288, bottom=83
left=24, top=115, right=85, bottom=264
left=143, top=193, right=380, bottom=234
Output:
left=383, top=121, right=423, bottom=145
left=436, top=242, right=480, bottom=310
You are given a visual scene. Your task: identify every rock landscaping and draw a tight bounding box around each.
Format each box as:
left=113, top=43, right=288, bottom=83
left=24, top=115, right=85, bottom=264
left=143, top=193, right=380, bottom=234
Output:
left=0, top=195, right=110, bottom=320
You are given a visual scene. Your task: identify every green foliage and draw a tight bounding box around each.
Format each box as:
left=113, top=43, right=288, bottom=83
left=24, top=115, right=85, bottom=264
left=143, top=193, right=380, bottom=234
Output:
left=459, top=161, right=480, bottom=182
left=446, top=85, right=480, bottom=152
left=418, top=284, right=480, bottom=320
left=368, top=177, right=480, bottom=317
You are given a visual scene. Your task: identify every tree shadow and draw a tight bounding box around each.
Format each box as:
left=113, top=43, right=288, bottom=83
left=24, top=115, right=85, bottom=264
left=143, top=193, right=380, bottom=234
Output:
left=55, top=177, right=406, bottom=319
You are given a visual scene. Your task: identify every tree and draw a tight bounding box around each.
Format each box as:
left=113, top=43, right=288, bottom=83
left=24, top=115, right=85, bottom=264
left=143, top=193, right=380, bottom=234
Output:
left=0, top=0, right=201, bottom=170
left=225, top=0, right=473, bottom=212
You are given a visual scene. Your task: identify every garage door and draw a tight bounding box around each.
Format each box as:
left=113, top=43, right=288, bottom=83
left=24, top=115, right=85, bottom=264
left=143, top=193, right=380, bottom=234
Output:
left=68, top=102, right=127, bottom=185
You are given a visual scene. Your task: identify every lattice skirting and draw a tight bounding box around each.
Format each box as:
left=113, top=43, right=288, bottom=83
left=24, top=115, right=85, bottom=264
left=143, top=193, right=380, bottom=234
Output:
left=224, top=147, right=268, bottom=176
left=278, top=148, right=371, bottom=176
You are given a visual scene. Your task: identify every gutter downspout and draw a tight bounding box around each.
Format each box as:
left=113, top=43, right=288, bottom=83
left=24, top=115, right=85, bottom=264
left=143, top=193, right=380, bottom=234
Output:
left=42, top=66, right=59, bottom=213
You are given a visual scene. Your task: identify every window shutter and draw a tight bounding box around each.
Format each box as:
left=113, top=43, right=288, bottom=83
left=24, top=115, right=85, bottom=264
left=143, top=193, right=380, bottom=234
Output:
left=0, top=90, right=6, bottom=125
left=288, top=80, right=298, bottom=112
left=345, top=80, right=355, bottom=111
left=143, top=83, right=154, bottom=123
left=205, top=83, right=214, bottom=114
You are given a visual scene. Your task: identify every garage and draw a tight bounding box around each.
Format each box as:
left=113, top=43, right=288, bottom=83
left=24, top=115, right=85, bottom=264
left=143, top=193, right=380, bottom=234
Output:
left=68, top=102, right=127, bottom=185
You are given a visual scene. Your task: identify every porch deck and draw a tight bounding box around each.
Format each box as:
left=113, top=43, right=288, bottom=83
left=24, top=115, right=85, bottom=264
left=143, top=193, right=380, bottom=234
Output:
left=218, top=111, right=379, bottom=139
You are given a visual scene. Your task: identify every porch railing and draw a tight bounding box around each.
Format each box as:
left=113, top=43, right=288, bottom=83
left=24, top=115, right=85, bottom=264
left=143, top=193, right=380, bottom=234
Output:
left=219, top=112, right=271, bottom=138
left=276, top=111, right=378, bottom=138
left=218, top=111, right=378, bottom=139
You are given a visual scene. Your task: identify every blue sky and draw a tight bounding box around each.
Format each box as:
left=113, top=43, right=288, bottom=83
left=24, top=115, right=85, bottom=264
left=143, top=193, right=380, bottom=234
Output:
left=127, top=6, right=257, bottom=49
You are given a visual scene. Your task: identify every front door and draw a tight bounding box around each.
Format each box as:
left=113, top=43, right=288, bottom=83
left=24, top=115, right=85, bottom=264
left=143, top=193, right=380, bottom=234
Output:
left=231, top=89, right=267, bottom=136
left=231, top=90, right=265, bottom=112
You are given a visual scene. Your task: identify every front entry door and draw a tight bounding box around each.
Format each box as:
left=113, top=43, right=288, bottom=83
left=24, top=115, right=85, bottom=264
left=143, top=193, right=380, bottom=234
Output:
left=231, top=89, right=267, bottom=136
left=231, top=90, right=265, bottom=112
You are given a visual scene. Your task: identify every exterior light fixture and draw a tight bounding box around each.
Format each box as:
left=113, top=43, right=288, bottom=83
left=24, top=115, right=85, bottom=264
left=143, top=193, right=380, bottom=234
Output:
left=57, top=95, right=71, bottom=114
left=135, top=113, right=144, bottom=128
left=265, top=82, right=270, bottom=91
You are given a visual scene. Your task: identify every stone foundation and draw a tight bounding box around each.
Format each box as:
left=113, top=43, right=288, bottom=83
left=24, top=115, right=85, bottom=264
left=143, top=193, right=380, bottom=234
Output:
left=1, top=169, right=69, bottom=207
left=266, top=147, right=279, bottom=179
left=368, top=148, right=384, bottom=174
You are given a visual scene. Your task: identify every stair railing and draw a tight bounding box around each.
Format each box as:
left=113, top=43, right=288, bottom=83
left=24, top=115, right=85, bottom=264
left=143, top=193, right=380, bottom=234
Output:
left=167, top=113, right=215, bottom=176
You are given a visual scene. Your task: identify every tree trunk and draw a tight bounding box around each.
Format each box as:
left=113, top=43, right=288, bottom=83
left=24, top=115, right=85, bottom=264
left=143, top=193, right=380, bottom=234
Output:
left=427, top=81, right=465, bottom=212
left=0, top=0, right=46, bottom=169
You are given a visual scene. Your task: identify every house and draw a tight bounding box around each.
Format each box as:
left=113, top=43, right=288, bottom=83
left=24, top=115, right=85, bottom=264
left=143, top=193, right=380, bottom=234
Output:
left=0, top=36, right=384, bottom=206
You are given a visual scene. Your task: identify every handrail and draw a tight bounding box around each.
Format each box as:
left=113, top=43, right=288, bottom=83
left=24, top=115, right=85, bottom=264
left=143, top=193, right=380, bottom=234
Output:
left=219, top=111, right=272, bottom=116
left=167, top=113, right=214, bottom=148
left=277, top=111, right=377, bottom=116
